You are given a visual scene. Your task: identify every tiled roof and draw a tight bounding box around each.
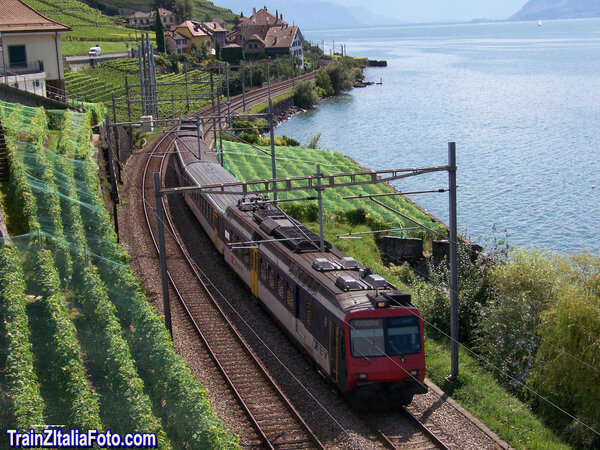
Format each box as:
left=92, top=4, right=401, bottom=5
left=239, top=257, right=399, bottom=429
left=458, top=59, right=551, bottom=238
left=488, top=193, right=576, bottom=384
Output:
left=201, top=21, right=227, bottom=33
left=176, top=21, right=209, bottom=37
left=0, top=0, right=70, bottom=33
left=246, top=8, right=286, bottom=27
left=265, top=26, right=299, bottom=49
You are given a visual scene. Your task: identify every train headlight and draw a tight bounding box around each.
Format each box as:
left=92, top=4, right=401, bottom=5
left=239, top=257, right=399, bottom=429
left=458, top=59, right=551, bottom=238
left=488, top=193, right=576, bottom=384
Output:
left=376, top=300, right=388, bottom=308
left=409, top=369, right=420, bottom=378
left=355, top=373, right=368, bottom=381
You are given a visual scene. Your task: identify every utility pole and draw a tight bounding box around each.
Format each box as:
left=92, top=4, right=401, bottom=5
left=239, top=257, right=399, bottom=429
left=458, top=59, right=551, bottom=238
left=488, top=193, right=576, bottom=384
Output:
left=225, top=62, right=231, bottom=127
left=268, top=98, right=276, bottom=202
left=316, top=164, right=325, bottom=251
left=447, top=142, right=459, bottom=382
left=210, top=69, right=217, bottom=148
left=241, top=60, right=246, bottom=111
left=217, top=64, right=223, bottom=164
left=153, top=172, right=172, bottom=338
left=291, top=56, right=295, bottom=88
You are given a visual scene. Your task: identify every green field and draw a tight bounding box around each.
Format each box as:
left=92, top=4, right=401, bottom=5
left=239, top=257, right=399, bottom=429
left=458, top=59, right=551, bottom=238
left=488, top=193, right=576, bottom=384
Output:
left=220, top=141, right=446, bottom=239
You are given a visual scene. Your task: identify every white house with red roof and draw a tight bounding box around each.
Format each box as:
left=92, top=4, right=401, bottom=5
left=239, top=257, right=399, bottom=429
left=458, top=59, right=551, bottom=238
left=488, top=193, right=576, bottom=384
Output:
left=0, top=0, right=71, bottom=96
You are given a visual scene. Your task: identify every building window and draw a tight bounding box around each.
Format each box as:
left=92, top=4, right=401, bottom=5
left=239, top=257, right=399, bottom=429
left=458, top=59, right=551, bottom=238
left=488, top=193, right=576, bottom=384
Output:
left=306, top=303, right=312, bottom=326
left=8, top=45, right=26, bottom=68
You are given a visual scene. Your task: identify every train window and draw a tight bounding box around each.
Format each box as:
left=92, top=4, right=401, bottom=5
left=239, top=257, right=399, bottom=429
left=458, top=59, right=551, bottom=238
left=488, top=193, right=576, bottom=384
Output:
left=260, top=258, right=266, bottom=280
left=349, top=319, right=385, bottom=358
left=285, top=283, right=294, bottom=310
left=305, top=303, right=312, bottom=326
left=386, top=316, right=421, bottom=355
left=277, top=274, right=284, bottom=298
left=269, top=266, right=276, bottom=290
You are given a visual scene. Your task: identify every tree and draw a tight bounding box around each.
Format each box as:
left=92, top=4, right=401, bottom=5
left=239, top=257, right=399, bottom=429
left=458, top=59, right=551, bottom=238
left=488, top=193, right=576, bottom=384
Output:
left=476, top=248, right=562, bottom=389
left=173, top=0, right=193, bottom=22
left=293, top=80, right=320, bottom=109
left=315, top=70, right=334, bottom=96
left=155, top=9, right=165, bottom=53
left=529, top=254, right=600, bottom=448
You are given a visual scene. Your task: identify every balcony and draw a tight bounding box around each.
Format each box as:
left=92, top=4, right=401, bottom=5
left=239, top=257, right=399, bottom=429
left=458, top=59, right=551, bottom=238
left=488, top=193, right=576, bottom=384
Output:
left=2, top=60, right=44, bottom=76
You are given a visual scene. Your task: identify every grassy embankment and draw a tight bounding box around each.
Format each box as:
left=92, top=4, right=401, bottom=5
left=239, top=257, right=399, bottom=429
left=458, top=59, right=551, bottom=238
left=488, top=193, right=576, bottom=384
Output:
left=221, top=140, right=570, bottom=449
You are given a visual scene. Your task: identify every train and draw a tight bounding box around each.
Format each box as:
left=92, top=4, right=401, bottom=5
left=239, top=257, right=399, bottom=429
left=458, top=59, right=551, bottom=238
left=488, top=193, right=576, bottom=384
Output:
left=172, top=123, right=428, bottom=406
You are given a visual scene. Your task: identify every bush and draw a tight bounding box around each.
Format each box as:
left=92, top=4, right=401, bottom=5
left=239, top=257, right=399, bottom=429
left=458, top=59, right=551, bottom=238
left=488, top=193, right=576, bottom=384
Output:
left=411, top=242, right=492, bottom=345
left=315, top=70, right=334, bottom=96
left=476, top=248, right=561, bottom=390
left=326, top=57, right=360, bottom=93
left=293, top=80, right=320, bottom=109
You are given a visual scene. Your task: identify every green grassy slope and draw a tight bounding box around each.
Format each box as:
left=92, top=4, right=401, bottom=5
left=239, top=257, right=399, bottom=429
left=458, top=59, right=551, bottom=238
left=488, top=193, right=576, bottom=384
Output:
left=220, top=141, right=446, bottom=238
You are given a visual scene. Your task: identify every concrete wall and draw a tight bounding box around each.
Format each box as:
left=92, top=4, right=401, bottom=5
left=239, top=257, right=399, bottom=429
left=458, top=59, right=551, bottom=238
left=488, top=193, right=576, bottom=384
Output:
left=0, top=31, right=65, bottom=81
left=0, top=83, right=67, bottom=109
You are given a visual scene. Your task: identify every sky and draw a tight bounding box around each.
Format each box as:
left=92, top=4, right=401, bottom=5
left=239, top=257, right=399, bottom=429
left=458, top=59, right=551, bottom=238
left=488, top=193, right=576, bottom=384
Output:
left=329, top=0, right=529, bottom=23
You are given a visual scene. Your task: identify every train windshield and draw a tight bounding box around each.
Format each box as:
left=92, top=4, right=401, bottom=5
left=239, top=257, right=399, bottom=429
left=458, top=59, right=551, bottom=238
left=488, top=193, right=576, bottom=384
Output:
left=349, top=319, right=385, bottom=357
left=349, top=316, right=421, bottom=358
left=386, top=316, right=421, bottom=356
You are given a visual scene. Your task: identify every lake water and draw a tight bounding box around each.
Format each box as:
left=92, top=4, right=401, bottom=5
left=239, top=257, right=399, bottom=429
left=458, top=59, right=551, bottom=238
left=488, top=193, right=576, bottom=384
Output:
left=276, top=19, right=600, bottom=254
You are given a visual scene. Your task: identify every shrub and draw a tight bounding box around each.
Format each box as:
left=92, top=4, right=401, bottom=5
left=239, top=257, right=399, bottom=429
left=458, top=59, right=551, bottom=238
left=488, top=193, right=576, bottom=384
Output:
left=293, top=80, right=320, bottom=109
left=315, top=70, right=334, bottom=96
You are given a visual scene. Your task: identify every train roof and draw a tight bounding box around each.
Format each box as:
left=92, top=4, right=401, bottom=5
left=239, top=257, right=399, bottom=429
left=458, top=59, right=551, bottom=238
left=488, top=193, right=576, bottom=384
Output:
left=184, top=161, right=414, bottom=317
left=185, top=161, right=244, bottom=213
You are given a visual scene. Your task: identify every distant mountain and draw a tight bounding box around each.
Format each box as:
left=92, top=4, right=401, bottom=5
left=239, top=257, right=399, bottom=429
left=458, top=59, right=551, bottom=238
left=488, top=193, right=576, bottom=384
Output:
left=510, top=0, right=600, bottom=21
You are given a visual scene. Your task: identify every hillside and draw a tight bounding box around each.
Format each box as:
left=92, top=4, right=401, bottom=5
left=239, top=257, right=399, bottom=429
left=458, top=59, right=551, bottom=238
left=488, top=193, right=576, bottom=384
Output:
left=79, top=0, right=238, bottom=22
left=510, top=0, right=600, bottom=20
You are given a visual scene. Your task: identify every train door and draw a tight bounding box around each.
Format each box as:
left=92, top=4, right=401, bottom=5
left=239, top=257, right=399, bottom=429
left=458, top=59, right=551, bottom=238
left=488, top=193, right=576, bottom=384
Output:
left=295, top=285, right=303, bottom=340
left=250, top=248, right=259, bottom=297
left=213, top=211, right=219, bottom=246
left=329, top=322, right=340, bottom=384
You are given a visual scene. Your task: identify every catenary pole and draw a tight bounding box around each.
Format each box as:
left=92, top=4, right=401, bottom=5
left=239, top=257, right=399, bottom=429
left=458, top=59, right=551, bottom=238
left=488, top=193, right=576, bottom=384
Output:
left=317, top=164, right=325, bottom=252
left=154, top=172, right=172, bottom=338
left=448, top=142, right=459, bottom=381
left=268, top=97, right=276, bottom=202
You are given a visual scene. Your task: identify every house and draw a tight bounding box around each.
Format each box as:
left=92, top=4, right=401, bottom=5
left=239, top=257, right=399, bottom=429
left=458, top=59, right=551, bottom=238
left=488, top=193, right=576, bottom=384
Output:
left=264, top=25, right=304, bottom=68
left=127, top=8, right=175, bottom=28
left=243, top=35, right=266, bottom=58
left=228, top=7, right=286, bottom=45
left=173, top=21, right=211, bottom=53
left=228, top=7, right=303, bottom=65
left=165, top=31, right=189, bottom=55
left=0, top=0, right=71, bottom=95
left=200, top=21, right=227, bottom=51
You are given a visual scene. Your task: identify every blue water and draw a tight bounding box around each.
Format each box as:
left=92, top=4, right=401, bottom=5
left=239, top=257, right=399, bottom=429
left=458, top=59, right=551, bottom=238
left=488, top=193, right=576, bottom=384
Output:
left=276, top=19, right=600, bottom=254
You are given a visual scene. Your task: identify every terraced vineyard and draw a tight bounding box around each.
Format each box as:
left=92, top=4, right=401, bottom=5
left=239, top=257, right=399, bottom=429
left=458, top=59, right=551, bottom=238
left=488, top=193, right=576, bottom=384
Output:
left=220, top=141, right=447, bottom=238
left=22, top=0, right=149, bottom=56
left=0, top=100, right=237, bottom=449
left=64, top=60, right=212, bottom=121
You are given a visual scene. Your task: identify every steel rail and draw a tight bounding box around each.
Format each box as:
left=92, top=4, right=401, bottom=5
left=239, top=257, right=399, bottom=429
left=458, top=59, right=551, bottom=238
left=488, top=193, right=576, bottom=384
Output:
left=141, top=134, right=274, bottom=448
left=401, top=406, right=451, bottom=450
left=140, top=76, right=325, bottom=449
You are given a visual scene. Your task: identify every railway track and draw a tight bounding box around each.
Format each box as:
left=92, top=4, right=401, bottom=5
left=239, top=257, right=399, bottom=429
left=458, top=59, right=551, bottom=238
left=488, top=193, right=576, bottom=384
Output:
left=141, top=76, right=326, bottom=449
left=364, top=408, right=450, bottom=450
left=136, top=72, right=462, bottom=449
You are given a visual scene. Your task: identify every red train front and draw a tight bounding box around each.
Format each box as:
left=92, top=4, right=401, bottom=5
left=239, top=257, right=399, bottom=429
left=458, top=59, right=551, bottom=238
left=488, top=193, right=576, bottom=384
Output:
left=343, top=299, right=427, bottom=406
